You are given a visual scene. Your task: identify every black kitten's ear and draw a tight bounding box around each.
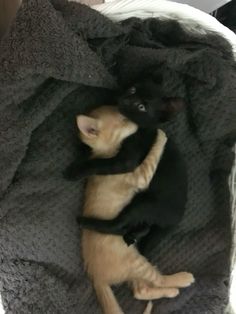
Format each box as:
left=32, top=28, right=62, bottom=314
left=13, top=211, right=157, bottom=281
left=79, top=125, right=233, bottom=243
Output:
left=161, top=98, right=185, bottom=121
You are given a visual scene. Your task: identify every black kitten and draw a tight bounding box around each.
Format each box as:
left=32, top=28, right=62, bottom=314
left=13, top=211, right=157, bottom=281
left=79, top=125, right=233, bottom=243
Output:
left=64, top=75, right=184, bottom=181
left=65, top=75, right=187, bottom=252
left=77, top=136, right=187, bottom=254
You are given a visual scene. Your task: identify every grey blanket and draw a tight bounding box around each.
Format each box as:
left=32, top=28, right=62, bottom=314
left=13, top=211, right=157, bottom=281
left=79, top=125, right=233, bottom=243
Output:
left=0, top=0, right=236, bottom=313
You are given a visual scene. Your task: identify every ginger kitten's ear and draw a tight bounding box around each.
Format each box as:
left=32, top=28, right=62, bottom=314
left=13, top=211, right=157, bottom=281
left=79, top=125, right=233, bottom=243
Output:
left=76, top=115, right=99, bottom=138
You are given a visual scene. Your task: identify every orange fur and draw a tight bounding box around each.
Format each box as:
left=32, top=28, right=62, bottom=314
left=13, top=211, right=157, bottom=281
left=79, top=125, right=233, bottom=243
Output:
left=78, top=106, right=194, bottom=314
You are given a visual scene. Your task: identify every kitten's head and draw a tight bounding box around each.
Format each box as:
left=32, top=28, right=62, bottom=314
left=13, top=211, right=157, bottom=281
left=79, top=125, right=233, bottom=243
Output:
left=118, top=77, right=185, bottom=128
left=76, top=106, right=138, bottom=158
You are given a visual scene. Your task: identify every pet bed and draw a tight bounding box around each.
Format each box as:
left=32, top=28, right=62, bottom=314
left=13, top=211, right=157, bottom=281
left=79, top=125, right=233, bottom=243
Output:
left=0, top=0, right=235, bottom=313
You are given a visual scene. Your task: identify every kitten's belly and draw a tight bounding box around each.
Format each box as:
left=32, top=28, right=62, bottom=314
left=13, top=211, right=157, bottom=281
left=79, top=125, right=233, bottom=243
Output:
left=84, top=175, right=134, bottom=219
left=82, top=175, right=139, bottom=283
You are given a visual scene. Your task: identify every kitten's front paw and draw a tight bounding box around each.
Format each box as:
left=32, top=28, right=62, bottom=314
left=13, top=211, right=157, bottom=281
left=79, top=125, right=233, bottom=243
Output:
left=63, top=163, right=86, bottom=181
left=173, top=272, right=195, bottom=288
left=63, top=168, right=79, bottom=181
left=157, top=129, right=167, bottom=146
left=124, top=233, right=137, bottom=246
left=124, top=224, right=150, bottom=246
left=77, top=216, right=86, bottom=226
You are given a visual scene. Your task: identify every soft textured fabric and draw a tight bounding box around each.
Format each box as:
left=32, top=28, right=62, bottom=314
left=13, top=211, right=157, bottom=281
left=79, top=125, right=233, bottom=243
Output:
left=93, top=0, right=236, bottom=58
left=0, top=0, right=235, bottom=313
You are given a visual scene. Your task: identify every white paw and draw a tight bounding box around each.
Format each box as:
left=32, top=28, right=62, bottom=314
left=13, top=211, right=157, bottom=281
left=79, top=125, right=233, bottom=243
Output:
left=157, top=129, right=167, bottom=145
left=166, top=288, right=180, bottom=298
left=175, top=272, right=195, bottom=288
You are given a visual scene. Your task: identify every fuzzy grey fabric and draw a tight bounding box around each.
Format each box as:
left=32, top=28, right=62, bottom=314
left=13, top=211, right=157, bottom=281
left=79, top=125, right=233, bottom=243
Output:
left=0, top=0, right=235, bottom=313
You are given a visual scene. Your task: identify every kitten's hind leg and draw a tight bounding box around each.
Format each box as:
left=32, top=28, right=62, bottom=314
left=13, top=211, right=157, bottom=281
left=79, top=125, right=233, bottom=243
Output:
left=129, top=255, right=165, bottom=285
left=132, top=280, right=179, bottom=300
left=154, top=272, right=195, bottom=288
left=129, top=256, right=194, bottom=291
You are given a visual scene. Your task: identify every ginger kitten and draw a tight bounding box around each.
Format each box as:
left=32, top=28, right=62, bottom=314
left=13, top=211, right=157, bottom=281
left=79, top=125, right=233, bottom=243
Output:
left=78, top=106, right=194, bottom=314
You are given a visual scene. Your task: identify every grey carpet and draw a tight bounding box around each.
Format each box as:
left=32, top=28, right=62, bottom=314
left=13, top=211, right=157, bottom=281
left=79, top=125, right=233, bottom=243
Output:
left=0, top=0, right=235, bottom=313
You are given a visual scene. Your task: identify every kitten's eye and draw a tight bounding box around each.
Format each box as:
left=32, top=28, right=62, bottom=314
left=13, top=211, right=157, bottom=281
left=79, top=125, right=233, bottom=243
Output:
left=129, top=87, right=136, bottom=95
left=138, top=104, right=146, bottom=112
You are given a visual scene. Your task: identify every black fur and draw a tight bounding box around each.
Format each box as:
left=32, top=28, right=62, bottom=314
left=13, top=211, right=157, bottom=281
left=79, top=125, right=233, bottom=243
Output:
left=64, top=75, right=185, bottom=181
left=118, top=74, right=185, bottom=128
left=66, top=78, right=187, bottom=252
left=63, top=128, right=154, bottom=181
left=77, top=137, right=187, bottom=254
